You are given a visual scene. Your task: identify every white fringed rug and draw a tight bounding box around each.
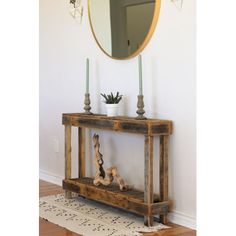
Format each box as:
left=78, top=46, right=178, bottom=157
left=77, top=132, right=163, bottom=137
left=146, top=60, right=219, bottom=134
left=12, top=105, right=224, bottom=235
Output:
left=40, top=194, right=169, bottom=236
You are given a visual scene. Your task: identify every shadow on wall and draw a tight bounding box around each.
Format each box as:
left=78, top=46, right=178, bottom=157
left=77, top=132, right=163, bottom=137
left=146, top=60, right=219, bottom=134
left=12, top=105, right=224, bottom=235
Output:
left=108, top=137, right=118, bottom=167
left=119, top=95, right=128, bottom=116
left=95, top=59, right=101, bottom=113
left=151, top=57, right=158, bottom=117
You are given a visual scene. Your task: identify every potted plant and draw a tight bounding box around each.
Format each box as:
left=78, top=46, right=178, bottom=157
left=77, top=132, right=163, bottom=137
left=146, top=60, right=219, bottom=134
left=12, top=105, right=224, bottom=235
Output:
left=101, top=92, right=123, bottom=117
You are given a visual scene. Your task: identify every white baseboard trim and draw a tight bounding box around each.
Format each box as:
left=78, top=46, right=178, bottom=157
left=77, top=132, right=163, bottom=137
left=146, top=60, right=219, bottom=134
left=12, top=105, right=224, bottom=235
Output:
left=39, top=169, right=63, bottom=186
left=39, top=169, right=196, bottom=229
left=168, top=211, right=196, bottom=230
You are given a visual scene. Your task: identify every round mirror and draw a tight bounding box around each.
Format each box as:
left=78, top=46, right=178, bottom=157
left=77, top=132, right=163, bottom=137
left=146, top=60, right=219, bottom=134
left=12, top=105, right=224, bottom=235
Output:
left=88, top=0, right=161, bottom=60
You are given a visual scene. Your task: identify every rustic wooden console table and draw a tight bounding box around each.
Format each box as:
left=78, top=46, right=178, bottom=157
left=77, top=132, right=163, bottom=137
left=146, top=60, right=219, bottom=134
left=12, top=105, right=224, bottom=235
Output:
left=62, top=113, right=173, bottom=226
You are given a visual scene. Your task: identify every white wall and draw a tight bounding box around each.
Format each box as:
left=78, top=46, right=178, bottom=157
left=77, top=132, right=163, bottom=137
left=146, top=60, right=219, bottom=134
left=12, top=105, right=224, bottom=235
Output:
left=39, top=0, right=196, bottom=229
left=126, top=2, right=155, bottom=52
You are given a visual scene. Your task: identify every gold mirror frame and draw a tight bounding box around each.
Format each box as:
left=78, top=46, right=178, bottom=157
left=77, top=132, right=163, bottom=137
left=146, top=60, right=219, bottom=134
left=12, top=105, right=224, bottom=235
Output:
left=88, top=0, right=161, bottom=60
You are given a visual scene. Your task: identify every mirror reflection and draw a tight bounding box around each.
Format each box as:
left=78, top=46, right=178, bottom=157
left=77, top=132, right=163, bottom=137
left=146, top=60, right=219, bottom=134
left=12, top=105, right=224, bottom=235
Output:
left=89, top=0, right=160, bottom=59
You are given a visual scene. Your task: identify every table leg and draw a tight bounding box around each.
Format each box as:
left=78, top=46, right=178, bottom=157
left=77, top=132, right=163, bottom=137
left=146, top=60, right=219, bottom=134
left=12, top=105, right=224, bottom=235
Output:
left=78, top=127, right=86, bottom=178
left=65, top=125, right=72, bottom=199
left=159, top=135, right=169, bottom=224
left=144, top=135, right=154, bottom=226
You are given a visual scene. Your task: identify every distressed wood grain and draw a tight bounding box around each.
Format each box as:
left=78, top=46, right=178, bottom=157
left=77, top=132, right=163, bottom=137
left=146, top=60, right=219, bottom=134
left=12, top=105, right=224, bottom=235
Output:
left=62, top=113, right=173, bottom=225
left=144, top=135, right=154, bottom=226
left=159, top=135, right=169, bottom=224
left=62, top=113, right=172, bottom=135
left=63, top=178, right=167, bottom=217
left=78, top=127, right=86, bottom=178
left=65, top=125, right=72, bottom=199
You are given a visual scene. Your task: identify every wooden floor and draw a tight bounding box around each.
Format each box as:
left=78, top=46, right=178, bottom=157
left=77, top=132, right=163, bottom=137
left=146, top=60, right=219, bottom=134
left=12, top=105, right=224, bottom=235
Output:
left=39, top=180, right=196, bottom=236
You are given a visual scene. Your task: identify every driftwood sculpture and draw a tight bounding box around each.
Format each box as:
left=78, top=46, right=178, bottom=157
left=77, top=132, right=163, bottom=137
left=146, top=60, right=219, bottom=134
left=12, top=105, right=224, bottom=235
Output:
left=92, top=134, right=128, bottom=191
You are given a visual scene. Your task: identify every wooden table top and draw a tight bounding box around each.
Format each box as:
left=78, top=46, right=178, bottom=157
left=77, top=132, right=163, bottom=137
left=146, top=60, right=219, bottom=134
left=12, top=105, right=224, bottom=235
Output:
left=62, top=113, right=173, bottom=135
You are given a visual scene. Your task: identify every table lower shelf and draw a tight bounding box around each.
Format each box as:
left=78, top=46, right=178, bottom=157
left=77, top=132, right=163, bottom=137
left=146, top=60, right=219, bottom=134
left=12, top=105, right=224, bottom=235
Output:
left=62, top=177, right=169, bottom=217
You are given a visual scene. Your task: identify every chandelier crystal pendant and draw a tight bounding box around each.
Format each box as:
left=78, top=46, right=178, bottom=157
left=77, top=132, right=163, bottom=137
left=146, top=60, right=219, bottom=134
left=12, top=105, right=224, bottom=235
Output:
left=69, top=0, right=84, bottom=23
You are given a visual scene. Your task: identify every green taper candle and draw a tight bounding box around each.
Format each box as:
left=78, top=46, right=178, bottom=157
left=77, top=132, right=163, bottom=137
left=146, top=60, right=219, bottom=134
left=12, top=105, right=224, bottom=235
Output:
left=138, top=55, right=143, bottom=95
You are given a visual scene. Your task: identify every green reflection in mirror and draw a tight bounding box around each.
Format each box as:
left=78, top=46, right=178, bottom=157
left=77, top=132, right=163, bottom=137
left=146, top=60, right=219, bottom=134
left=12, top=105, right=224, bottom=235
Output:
left=89, top=0, right=161, bottom=60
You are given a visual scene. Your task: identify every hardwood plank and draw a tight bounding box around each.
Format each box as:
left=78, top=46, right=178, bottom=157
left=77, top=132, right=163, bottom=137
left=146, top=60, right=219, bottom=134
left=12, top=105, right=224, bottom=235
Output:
left=63, top=178, right=166, bottom=216
left=159, top=135, right=169, bottom=224
left=62, top=113, right=172, bottom=135
left=144, top=135, right=154, bottom=226
left=65, top=125, right=72, bottom=199
left=65, top=177, right=158, bottom=202
left=78, top=127, right=86, bottom=178
left=39, top=180, right=196, bottom=236
left=119, top=122, right=148, bottom=133
left=39, top=218, right=80, bottom=236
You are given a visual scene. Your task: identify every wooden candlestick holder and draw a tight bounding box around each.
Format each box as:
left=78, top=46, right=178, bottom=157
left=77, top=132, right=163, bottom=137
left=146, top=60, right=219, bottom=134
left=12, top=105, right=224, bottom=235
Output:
left=136, top=95, right=147, bottom=120
left=84, top=93, right=92, bottom=114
